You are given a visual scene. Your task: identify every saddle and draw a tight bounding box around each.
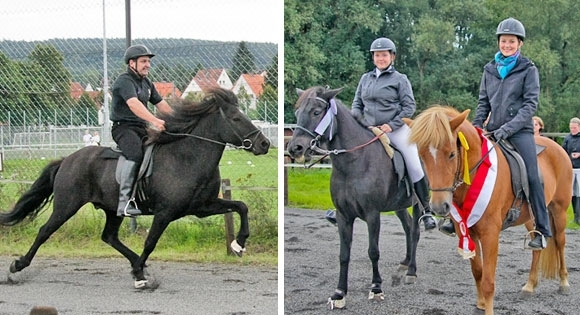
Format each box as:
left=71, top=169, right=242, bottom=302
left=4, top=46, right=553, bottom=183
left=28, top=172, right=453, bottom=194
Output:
left=496, top=139, right=546, bottom=229
left=100, top=144, right=158, bottom=213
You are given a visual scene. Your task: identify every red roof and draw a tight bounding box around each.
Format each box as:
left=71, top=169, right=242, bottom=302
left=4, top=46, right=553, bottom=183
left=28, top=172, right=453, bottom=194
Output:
left=241, top=73, right=265, bottom=97
left=70, top=82, right=84, bottom=99
left=154, top=82, right=182, bottom=98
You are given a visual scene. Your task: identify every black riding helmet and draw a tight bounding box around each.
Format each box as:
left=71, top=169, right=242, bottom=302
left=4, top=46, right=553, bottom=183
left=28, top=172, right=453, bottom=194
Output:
left=496, top=18, right=525, bottom=41
left=369, top=37, right=396, bottom=54
left=123, top=44, right=155, bottom=64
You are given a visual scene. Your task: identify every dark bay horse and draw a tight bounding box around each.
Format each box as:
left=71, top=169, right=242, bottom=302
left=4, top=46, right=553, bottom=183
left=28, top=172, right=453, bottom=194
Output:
left=0, top=88, right=270, bottom=289
left=405, top=106, right=571, bottom=315
left=287, top=86, right=422, bottom=309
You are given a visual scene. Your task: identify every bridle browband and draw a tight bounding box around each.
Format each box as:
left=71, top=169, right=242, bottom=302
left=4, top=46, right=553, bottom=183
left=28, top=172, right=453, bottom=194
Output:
left=163, top=107, right=263, bottom=150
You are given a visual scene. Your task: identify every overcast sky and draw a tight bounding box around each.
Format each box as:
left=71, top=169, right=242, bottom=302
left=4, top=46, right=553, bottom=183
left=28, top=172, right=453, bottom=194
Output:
left=1, top=0, right=281, bottom=43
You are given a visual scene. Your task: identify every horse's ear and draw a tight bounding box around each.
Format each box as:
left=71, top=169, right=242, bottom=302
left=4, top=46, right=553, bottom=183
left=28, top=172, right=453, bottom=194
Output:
left=402, top=117, right=413, bottom=127
left=322, top=87, right=344, bottom=100
left=449, top=109, right=471, bottom=131
left=296, top=88, right=305, bottom=97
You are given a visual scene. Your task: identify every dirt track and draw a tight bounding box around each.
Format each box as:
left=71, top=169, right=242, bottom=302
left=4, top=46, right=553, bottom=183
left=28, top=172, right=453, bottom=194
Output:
left=284, top=207, right=580, bottom=315
left=0, top=256, right=277, bottom=315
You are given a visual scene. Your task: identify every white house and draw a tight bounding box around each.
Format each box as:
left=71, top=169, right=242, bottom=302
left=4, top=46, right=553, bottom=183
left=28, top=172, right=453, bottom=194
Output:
left=181, top=68, right=233, bottom=99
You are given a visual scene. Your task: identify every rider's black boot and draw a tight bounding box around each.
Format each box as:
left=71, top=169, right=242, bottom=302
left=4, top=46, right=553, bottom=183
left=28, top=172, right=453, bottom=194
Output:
left=414, top=177, right=436, bottom=230
left=117, top=160, right=141, bottom=217
left=438, top=219, right=456, bottom=236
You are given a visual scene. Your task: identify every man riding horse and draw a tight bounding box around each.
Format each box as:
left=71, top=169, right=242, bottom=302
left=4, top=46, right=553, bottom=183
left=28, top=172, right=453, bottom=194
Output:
left=110, top=44, right=173, bottom=217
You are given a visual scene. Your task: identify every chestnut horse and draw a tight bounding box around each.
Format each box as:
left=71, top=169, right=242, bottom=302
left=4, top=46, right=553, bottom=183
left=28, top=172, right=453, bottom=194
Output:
left=405, top=106, right=571, bottom=315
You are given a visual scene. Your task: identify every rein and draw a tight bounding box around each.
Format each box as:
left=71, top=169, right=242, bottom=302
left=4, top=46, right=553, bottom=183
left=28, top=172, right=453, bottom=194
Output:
left=294, top=97, right=383, bottom=168
left=162, top=107, right=263, bottom=150
left=430, top=134, right=496, bottom=192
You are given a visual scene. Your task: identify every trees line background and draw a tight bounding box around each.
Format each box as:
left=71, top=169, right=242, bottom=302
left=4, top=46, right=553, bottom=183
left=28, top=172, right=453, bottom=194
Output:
left=284, top=0, right=580, bottom=132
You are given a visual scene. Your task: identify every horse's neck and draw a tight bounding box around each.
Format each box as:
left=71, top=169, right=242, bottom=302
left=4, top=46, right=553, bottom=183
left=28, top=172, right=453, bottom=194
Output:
left=329, top=109, right=381, bottom=160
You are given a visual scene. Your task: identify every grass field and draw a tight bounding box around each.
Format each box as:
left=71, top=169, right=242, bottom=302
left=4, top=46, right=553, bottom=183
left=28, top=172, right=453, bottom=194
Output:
left=0, top=148, right=278, bottom=265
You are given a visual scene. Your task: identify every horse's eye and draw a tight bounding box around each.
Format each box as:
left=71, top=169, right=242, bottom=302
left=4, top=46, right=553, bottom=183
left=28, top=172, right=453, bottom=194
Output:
left=313, top=110, right=322, bottom=116
left=449, top=151, right=456, bottom=160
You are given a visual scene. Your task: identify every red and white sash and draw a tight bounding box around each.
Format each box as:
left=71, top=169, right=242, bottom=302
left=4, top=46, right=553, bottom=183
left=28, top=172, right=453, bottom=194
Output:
left=450, top=128, right=498, bottom=259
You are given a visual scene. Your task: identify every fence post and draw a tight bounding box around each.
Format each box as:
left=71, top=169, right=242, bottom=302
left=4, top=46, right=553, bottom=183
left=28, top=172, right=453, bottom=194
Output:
left=221, top=179, right=236, bottom=256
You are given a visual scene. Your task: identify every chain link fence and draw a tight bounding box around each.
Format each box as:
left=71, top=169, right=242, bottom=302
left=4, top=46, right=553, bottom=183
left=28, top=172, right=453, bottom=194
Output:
left=0, top=0, right=278, bottom=192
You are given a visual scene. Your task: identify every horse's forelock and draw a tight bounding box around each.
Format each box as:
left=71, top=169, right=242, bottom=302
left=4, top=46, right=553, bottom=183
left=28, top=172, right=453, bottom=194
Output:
left=410, top=106, right=457, bottom=149
left=294, top=86, right=326, bottom=110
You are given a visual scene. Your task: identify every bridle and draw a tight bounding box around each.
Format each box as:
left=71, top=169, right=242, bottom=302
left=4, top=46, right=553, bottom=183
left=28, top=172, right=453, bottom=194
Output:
left=163, top=107, right=263, bottom=150
left=294, top=97, right=382, bottom=165
left=430, top=134, right=496, bottom=193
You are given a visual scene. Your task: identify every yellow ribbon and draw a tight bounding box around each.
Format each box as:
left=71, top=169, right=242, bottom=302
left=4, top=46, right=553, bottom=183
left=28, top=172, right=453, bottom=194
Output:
left=457, top=131, right=471, bottom=185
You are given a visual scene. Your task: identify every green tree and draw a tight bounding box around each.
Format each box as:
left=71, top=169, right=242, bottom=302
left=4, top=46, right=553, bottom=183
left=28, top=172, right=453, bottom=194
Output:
left=257, top=85, right=278, bottom=123
left=231, top=41, right=256, bottom=81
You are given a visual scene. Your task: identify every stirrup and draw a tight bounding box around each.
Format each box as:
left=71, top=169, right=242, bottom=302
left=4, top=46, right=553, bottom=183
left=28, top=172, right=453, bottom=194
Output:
left=524, top=231, right=546, bottom=250
left=121, top=198, right=141, bottom=217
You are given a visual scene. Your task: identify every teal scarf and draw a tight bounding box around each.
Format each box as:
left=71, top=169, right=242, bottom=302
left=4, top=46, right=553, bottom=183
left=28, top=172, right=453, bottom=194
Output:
left=495, top=51, right=519, bottom=79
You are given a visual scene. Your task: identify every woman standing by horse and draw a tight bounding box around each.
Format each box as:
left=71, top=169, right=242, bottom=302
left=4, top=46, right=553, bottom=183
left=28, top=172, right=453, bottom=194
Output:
left=471, top=17, right=549, bottom=249
left=325, top=37, right=436, bottom=231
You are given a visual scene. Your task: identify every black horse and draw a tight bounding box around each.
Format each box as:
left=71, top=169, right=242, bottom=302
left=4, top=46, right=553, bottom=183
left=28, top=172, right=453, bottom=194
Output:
left=0, top=88, right=270, bottom=289
left=287, top=86, right=421, bottom=309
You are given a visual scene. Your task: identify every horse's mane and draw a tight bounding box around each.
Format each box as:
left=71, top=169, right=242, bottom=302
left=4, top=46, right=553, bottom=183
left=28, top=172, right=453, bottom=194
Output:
left=147, top=88, right=239, bottom=144
left=409, top=106, right=459, bottom=149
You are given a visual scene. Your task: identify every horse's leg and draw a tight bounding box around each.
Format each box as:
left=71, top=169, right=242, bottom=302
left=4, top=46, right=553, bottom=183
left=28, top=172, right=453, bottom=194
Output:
left=477, top=232, right=500, bottom=315
left=366, top=210, right=384, bottom=301
left=551, top=205, right=570, bottom=294
left=521, top=221, right=540, bottom=296
left=328, top=212, right=354, bottom=309
left=192, top=198, right=250, bottom=254
left=394, top=209, right=412, bottom=268
left=394, top=206, right=420, bottom=284
left=468, top=239, right=486, bottom=312
left=131, top=213, right=173, bottom=288
left=10, top=199, right=81, bottom=273
left=100, top=211, right=140, bottom=264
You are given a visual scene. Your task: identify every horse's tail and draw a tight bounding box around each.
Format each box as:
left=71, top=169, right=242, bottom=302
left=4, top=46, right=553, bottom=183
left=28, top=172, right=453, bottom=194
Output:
left=0, top=159, right=62, bottom=226
left=539, top=230, right=560, bottom=279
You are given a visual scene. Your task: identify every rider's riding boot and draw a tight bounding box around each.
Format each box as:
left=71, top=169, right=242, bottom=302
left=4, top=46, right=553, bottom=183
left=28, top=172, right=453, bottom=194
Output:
left=414, top=178, right=437, bottom=230
left=528, top=233, right=547, bottom=249
left=325, top=209, right=337, bottom=225
left=117, top=160, right=141, bottom=217
left=438, top=219, right=456, bottom=236
left=573, top=197, right=580, bottom=225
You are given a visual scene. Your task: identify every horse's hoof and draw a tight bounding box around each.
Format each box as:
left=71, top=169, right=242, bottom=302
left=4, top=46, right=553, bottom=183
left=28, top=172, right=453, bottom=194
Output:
left=558, top=285, right=570, bottom=295
left=327, top=297, right=346, bottom=310
left=404, top=275, right=417, bottom=284
left=9, top=260, right=18, bottom=273
left=519, top=289, right=534, bottom=299
left=368, top=291, right=385, bottom=301
left=134, top=279, right=148, bottom=289
left=230, top=240, right=246, bottom=257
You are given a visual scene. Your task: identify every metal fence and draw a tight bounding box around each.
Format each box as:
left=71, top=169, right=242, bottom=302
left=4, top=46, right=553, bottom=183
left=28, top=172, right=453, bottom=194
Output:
left=0, top=0, right=279, bottom=188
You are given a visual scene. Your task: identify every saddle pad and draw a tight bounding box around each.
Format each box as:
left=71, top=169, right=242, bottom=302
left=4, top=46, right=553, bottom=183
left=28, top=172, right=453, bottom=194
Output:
left=371, top=127, right=394, bottom=158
